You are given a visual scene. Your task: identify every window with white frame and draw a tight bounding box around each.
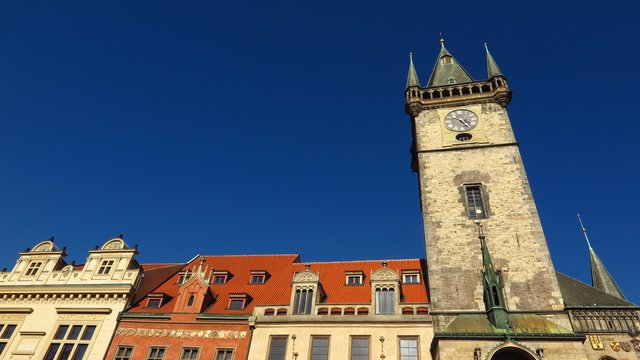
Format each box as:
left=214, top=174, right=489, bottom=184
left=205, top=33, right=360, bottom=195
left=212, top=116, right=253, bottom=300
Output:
left=146, top=346, right=166, bottom=360
left=43, top=324, right=96, bottom=360
left=180, top=347, right=199, bottom=360
left=402, top=271, right=420, bottom=284
left=345, top=271, right=364, bottom=285
left=215, top=348, right=234, bottom=360
left=228, top=294, right=247, bottom=310
left=114, top=345, right=134, bottom=360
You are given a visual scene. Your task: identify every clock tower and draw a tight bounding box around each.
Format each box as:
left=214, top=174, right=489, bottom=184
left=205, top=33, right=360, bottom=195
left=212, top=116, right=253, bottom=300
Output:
left=405, top=40, right=587, bottom=359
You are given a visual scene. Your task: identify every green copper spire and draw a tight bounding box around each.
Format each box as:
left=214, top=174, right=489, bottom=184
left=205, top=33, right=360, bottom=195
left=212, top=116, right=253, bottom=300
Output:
left=477, top=220, right=509, bottom=329
left=578, top=214, right=627, bottom=300
left=484, top=43, right=504, bottom=78
left=426, top=37, right=474, bottom=87
left=405, top=52, right=420, bottom=88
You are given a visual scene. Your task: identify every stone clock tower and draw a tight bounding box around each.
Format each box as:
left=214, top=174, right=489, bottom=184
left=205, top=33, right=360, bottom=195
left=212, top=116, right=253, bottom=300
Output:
left=405, top=40, right=588, bottom=359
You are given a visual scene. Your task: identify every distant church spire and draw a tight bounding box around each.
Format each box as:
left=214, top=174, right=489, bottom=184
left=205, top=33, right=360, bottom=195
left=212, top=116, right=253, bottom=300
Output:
left=484, top=43, right=504, bottom=78
left=427, top=38, right=474, bottom=87
left=577, top=214, right=627, bottom=300
left=477, top=220, right=508, bottom=329
left=405, top=52, right=421, bottom=88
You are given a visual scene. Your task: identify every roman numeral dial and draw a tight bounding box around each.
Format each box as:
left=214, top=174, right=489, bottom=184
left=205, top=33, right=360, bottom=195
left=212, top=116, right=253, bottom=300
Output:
left=444, top=109, right=478, bottom=132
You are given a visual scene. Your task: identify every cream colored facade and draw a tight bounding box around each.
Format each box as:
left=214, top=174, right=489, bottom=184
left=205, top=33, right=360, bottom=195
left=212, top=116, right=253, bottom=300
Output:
left=0, top=237, right=141, bottom=360
left=247, top=265, right=432, bottom=360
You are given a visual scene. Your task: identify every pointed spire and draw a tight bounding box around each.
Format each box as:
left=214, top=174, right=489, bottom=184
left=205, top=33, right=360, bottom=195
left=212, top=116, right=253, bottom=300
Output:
left=476, top=220, right=509, bottom=329
left=484, top=43, right=504, bottom=78
left=427, top=38, right=474, bottom=87
left=405, top=52, right=421, bottom=88
left=577, top=214, right=627, bottom=300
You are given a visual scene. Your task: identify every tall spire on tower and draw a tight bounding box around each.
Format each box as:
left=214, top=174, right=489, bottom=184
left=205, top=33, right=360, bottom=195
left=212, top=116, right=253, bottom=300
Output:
left=427, top=36, right=474, bottom=87
left=577, top=214, right=627, bottom=300
left=405, top=52, right=420, bottom=88
left=484, top=43, right=504, bottom=78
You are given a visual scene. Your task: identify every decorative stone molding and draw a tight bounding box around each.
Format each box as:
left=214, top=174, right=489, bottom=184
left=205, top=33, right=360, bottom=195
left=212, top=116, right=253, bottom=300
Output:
left=293, top=270, right=318, bottom=283
left=371, top=268, right=398, bottom=282
left=115, top=327, right=247, bottom=339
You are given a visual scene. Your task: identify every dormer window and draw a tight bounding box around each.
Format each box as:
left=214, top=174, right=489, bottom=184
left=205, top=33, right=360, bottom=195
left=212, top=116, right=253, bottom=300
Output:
left=212, top=271, right=229, bottom=284
left=402, top=271, right=421, bottom=284
left=146, top=293, right=165, bottom=309
left=97, top=260, right=114, bottom=275
left=447, top=77, right=456, bottom=84
left=250, top=270, right=267, bottom=284
left=186, top=294, right=195, bottom=307
left=228, top=294, right=248, bottom=310
left=24, top=261, right=42, bottom=276
left=441, top=55, right=453, bottom=64
left=345, top=271, right=364, bottom=286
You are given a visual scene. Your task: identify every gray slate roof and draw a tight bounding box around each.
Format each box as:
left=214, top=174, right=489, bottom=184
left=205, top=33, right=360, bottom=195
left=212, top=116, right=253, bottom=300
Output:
left=556, top=272, right=635, bottom=308
left=405, top=53, right=420, bottom=88
left=426, top=46, right=474, bottom=87
left=485, top=44, right=504, bottom=78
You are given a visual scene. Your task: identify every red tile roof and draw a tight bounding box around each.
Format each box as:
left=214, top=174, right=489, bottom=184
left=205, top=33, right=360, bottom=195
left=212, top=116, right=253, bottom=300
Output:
left=127, top=255, right=428, bottom=316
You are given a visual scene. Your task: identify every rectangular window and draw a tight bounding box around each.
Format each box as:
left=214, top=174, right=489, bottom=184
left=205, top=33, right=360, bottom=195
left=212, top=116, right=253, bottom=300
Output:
left=43, top=324, right=96, bottom=360
left=25, top=262, right=42, bottom=276
left=250, top=275, right=265, bottom=284
left=228, top=299, right=245, bottom=310
left=180, top=347, right=199, bottom=360
left=346, top=275, right=362, bottom=285
left=402, top=272, right=420, bottom=284
left=399, top=337, right=419, bottom=360
left=0, top=323, right=17, bottom=355
left=375, top=288, right=395, bottom=315
left=97, top=260, right=114, bottom=275
left=350, top=337, right=369, bottom=360
left=146, top=298, right=162, bottom=308
left=464, top=184, right=487, bottom=219
left=267, top=336, right=287, bottom=360
left=213, top=275, right=227, bottom=284
left=146, top=347, right=166, bottom=360
left=215, top=348, right=234, bottom=360
left=115, top=345, right=134, bottom=360
left=310, top=336, right=329, bottom=360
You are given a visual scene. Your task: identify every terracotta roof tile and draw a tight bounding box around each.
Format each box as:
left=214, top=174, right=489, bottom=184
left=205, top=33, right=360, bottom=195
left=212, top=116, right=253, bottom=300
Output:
left=126, top=255, right=428, bottom=316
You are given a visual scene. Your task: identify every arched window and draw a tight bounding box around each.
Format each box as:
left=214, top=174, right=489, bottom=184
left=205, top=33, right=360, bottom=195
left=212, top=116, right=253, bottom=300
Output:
left=375, top=288, right=395, bottom=315
left=447, top=77, right=456, bottom=84
left=187, top=294, right=195, bottom=306
left=292, top=288, right=314, bottom=314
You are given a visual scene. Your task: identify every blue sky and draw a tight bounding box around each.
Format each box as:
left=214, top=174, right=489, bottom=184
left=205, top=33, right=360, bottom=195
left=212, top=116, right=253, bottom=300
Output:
left=0, top=1, right=638, bottom=303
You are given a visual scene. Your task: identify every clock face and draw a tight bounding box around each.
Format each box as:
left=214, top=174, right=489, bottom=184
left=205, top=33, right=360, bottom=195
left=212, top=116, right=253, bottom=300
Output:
left=444, top=109, right=479, bottom=132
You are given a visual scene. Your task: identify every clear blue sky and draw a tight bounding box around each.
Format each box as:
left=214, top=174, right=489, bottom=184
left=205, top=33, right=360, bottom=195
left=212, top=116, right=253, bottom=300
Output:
left=0, top=1, right=638, bottom=303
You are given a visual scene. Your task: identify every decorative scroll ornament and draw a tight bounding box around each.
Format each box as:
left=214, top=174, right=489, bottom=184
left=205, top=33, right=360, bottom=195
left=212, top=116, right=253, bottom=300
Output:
left=115, top=327, right=247, bottom=339
left=293, top=270, right=318, bottom=283
left=630, top=337, right=640, bottom=352
left=371, top=269, right=398, bottom=281
left=588, top=335, right=604, bottom=350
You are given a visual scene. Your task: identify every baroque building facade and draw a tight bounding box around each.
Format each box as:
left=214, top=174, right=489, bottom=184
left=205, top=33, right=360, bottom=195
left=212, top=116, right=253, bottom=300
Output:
left=0, top=237, right=144, bottom=360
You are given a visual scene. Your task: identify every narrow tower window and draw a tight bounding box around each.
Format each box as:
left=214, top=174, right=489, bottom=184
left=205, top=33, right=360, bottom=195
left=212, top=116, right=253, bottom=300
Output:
left=441, top=55, right=453, bottom=64
left=464, top=184, right=488, bottom=219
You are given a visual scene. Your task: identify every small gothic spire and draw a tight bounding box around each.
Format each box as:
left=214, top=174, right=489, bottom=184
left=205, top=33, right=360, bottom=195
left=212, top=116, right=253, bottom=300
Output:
left=577, top=214, right=627, bottom=300
left=484, top=43, right=504, bottom=78
left=405, top=52, right=421, bottom=88
left=476, top=220, right=509, bottom=329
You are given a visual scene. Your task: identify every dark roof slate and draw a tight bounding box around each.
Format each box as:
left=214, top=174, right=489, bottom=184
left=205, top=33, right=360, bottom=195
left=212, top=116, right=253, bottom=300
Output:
left=556, top=272, right=635, bottom=308
left=427, top=46, right=474, bottom=87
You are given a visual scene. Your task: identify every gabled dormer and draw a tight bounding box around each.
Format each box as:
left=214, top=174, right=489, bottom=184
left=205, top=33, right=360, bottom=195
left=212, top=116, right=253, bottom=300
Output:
left=173, top=258, right=214, bottom=313
left=81, top=237, right=139, bottom=282
left=6, top=238, right=67, bottom=283
left=370, top=262, right=400, bottom=315
left=290, top=265, right=324, bottom=315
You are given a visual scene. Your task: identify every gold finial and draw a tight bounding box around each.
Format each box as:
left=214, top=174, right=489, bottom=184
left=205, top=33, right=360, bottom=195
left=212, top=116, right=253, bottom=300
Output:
left=439, top=33, right=445, bottom=48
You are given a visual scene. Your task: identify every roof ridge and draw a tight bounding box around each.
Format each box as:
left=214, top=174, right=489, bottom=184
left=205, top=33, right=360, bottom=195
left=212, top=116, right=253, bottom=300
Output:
left=298, top=258, right=423, bottom=265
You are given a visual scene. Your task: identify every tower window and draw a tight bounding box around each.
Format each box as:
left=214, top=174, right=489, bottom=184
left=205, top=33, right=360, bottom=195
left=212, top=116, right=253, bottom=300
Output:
left=187, top=294, right=195, bottom=306
left=464, top=184, right=488, bottom=219
left=447, top=77, right=456, bottom=84
left=441, top=55, right=453, bottom=64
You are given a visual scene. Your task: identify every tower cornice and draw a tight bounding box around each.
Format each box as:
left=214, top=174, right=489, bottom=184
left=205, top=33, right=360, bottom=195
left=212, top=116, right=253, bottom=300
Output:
left=405, top=77, right=511, bottom=117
